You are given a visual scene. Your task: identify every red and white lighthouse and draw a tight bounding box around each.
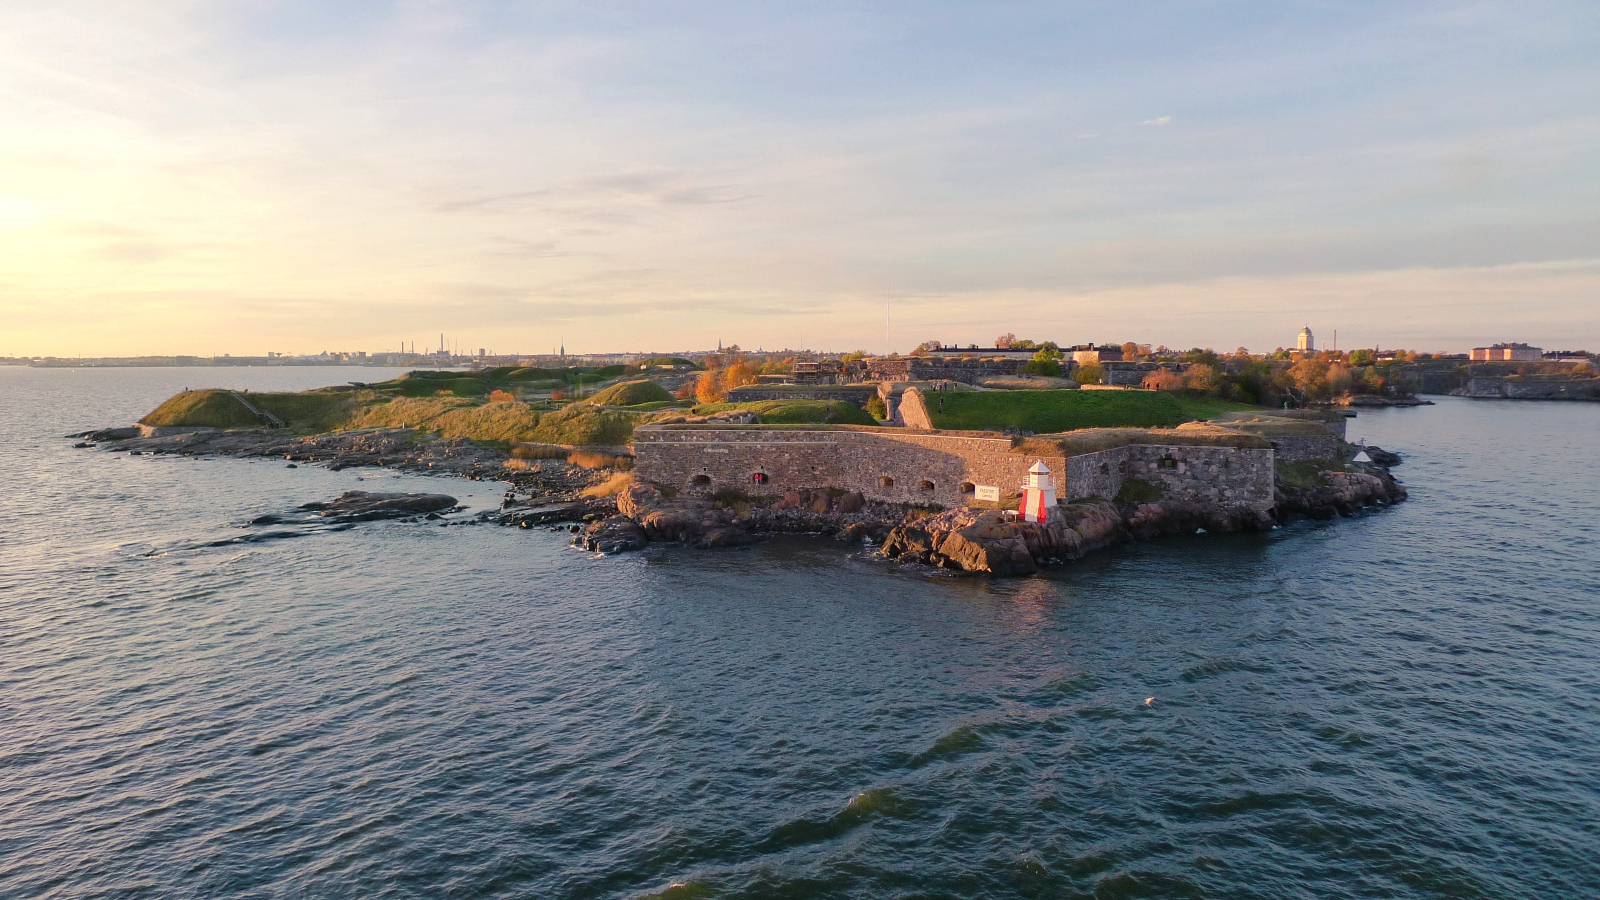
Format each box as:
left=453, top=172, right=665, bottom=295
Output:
left=1020, top=461, right=1056, bottom=524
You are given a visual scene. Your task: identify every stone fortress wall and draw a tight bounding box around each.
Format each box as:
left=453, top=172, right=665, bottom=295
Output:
left=1461, top=375, right=1600, bottom=400
left=863, top=357, right=1024, bottom=384
left=634, top=425, right=1275, bottom=511
left=724, top=385, right=882, bottom=407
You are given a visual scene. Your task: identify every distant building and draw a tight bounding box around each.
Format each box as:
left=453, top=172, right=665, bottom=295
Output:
left=1070, top=344, right=1124, bottom=367
left=1297, top=326, right=1315, bottom=353
left=1470, top=343, right=1542, bottom=361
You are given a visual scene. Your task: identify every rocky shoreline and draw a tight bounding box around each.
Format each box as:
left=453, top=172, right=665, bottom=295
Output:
left=72, top=425, right=1407, bottom=577
left=574, top=462, right=1406, bottom=575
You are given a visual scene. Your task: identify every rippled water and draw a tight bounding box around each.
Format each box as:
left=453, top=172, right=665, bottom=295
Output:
left=2, top=367, right=1597, bottom=899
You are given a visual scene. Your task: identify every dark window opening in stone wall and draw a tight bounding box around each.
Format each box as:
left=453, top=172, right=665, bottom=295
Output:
left=1160, top=457, right=1177, bottom=469
left=920, top=480, right=936, bottom=492
left=960, top=481, right=975, bottom=495
left=880, top=476, right=894, bottom=488
left=690, top=474, right=712, bottom=486
left=1100, top=462, right=1110, bottom=475
left=751, top=472, right=768, bottom=485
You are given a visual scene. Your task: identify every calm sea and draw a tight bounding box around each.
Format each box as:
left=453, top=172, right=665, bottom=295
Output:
left=1, top=367, right=1596, bottom=899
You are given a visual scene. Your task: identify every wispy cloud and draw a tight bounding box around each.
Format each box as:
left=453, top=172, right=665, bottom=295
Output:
left=1140, top=116, right=1173, bottom=125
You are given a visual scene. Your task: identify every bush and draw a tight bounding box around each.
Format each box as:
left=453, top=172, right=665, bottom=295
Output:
left=1077, top=363, right=1105, bottom=385
left=589, top=380, right=674, bottom=406
left=866, top=395, right=888, bottom=419
left=1019, top=359, right=1063, bottom=377
left=488, top=389, right=516, bottom=403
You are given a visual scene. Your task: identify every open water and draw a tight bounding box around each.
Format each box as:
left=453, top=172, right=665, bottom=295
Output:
left=1, top=367, right=1597, bottom=899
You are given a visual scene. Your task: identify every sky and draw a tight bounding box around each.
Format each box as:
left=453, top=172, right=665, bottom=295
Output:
left=1, top=1, right=1597, bottom=357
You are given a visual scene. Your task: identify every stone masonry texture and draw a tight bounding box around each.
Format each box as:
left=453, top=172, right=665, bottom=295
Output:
left=634, top=425, right=1275, bottom=511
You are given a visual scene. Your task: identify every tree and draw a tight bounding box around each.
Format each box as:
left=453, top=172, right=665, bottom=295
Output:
left=724, top=359, right=758, bottom=389
left=674, top=380, right=695, bottom=400
left=1121, top=341, right=1142, bottom=361
left=1143, top=370, right=1183, bottom=391
left=1020, top=347, right=1062, bottom=376
left=1348, top=348, right=1375, bottom=366
left=840, top=350, right=868, bottom=362
left=1182, top=363, right=1216, bottom=393
left=913, top=340, right=942, bottom=356
left=694, top=370, right=726, bottom=404
left=1077, top=362, right=1104, bottom=385
left=995, top=333, right=1016, bottom=349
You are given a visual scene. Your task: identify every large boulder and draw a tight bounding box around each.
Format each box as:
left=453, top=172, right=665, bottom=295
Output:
left=298, top=491, right=457, bottom=522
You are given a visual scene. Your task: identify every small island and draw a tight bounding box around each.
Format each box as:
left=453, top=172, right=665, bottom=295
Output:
left=79, top=354, right=1407, bottom=576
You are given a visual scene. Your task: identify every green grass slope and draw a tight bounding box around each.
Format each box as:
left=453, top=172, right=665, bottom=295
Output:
left=927, top=390, right=1261, bottom=433
left=590, top=379, right=674, bottom=406
left=927, top=390, right=1190, bottom=432
left=693, top=399, right=877, bottom=425
left=140, top=390, right=268, bottom=428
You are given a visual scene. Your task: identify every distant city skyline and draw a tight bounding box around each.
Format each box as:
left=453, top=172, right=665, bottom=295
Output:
left=3, top=2, right=1597, bottom=356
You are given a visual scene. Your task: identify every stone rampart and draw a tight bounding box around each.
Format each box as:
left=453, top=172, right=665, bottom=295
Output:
left=634, top=425, right=1275, bottom=511
left=725, top=385, right=881, bottom=407
left=1264, top=433, right=1344, bottom=462
left=1462, top=375, right=1600, bottom=400
left=865, top=357, right=1023, bottom=384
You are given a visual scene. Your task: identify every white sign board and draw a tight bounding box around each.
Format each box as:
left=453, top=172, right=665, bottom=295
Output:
left=974, top=485, right=1001, bottom=502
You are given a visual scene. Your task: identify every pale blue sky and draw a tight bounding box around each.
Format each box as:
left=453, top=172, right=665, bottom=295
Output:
left=1, top=1, right=1596, bottom=355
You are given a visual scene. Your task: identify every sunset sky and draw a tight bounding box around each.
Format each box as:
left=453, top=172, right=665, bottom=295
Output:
left=2, top=1, right=1596, bottom=357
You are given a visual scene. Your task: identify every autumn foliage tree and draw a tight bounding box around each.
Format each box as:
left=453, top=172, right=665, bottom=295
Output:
left=694, top=369, right=726, bottom=404
left=723, top=359, right=758, bottom=389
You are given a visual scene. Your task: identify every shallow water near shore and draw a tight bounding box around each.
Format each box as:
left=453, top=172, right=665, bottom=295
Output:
left=2, top=367, right=1598, bottom=899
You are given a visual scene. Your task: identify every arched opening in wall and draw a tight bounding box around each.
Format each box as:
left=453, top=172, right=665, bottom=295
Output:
left=1159, top=457, right=1178, bottom=469
left=960, top=481, right=975, bottom=496
left=1099, top=463, right=1110, bottom=475
left=879, top=476, right=894, bottom=488
left=751, top=472, right=769, bottom=485
left=919, top=480, right=936, bottom=492
left=690, top=474, right=712, bottom=487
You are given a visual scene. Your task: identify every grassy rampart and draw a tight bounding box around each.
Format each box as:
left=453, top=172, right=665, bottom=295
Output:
left=928, top=390, right=1196, bottom=432
left=692, top=399, right=878, bottom=425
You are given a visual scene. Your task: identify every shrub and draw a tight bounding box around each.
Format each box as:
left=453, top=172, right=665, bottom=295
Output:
left=1077, top=363, right=1105, bottom=385
left=866, top=395, right=888, bottom=420
left=488, top=389, right=516, bottom=403
left=674, top=380, right=696, bottom=400
left=1019, top=359, right=1062, bottom=377
left=550, top=388, right=567, bottom=401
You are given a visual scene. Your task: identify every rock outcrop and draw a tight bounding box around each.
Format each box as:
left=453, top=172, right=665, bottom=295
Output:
left=1275, top=466, right=1406, bottom=520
